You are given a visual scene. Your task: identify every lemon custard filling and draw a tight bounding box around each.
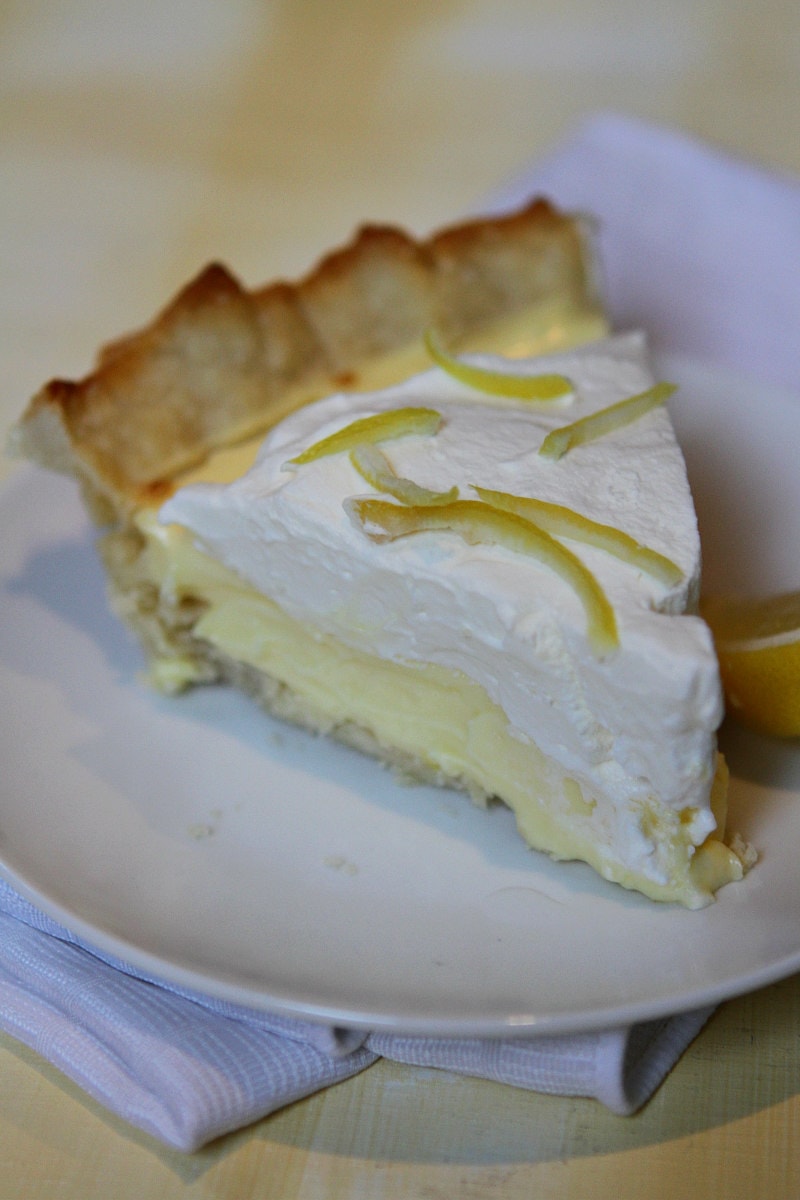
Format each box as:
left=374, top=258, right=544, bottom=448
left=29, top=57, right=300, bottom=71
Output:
left=154, top=332, right=750, bottom=907
left=135, top=504, right=741, bottom=907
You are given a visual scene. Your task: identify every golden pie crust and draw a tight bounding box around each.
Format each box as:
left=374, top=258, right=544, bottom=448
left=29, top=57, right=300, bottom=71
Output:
left=10, top=198, right=602, bottom=519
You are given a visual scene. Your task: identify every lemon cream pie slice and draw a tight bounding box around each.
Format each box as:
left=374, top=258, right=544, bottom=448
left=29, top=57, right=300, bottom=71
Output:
left=157, top=331, right=747, bottom=907
left=10, top=199, right=747, bottom=906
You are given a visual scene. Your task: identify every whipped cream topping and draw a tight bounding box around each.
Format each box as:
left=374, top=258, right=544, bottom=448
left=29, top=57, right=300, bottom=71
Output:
left=160, top=333, right=723, bottom=848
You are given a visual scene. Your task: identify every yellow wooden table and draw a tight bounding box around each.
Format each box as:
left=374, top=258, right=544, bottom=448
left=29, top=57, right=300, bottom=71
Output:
left=2, top=3, right=799, bottom=1195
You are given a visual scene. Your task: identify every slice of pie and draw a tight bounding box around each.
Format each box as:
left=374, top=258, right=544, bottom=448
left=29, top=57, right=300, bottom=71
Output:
left=9, top=199, right=749, bottom=906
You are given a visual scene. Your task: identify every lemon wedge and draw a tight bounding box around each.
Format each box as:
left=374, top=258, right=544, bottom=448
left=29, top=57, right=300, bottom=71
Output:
left=348, top=497, right=618, bottom=657
left=473, top=487, right=683, bottom=587
left=287, top=407, right=442, bottom=465
left=539, top=382, right=676, bottom=460
left=350, top=444, right=458, bottom=506
left=424, top=330, right=573, bottom=402
left=701, top=590, right=800, bottom=737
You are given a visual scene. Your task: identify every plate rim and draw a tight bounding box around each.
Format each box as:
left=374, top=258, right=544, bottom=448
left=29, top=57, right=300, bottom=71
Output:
left=2, top=355, right=800, bottom=1037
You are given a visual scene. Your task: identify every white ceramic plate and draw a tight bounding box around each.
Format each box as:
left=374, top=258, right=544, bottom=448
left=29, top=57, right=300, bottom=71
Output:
left=2, top=352, right=799, bottom=1036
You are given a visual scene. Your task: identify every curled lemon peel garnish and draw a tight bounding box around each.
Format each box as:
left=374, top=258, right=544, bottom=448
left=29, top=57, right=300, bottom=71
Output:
left=539, top=382, right=677, bottom=461
left=473, top=487, right=683, bottom=588
left=350, top=444, right=458, bottom=507
left=287, top=407, right=442, bottom=466
left=701, top=589, right=800, bottom=737
left=347, top=497, right=618, bottom=658
left=424, top=329, right=573, bottom=402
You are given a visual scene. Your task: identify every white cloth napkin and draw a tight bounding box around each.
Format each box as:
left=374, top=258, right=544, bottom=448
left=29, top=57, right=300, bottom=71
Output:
left=3, top=112, right=797, bottom=1152
left=0, top=879, right=713, bottom=1151
left=490, top=111, right=800, bottom=393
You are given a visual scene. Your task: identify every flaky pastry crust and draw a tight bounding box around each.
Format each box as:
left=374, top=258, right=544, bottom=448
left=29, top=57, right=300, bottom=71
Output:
left=10, top=198, right=601, bottom=517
